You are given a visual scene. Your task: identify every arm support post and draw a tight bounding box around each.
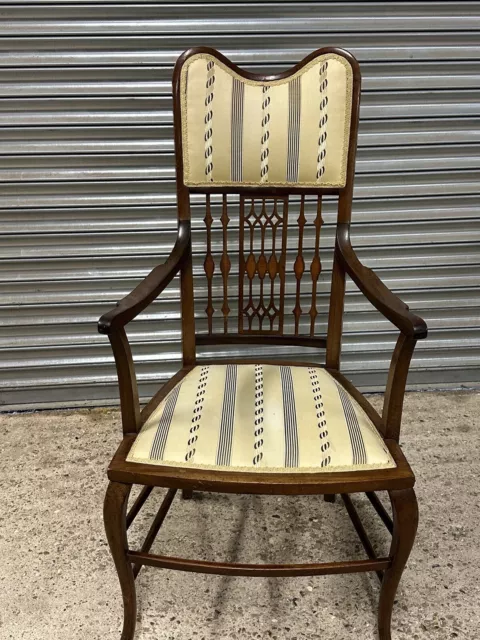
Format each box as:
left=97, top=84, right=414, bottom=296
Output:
left=335, top=224, right=427, bottom=441
left=109, top=328, right=141, bottom=435
left=98, top=222, right=191, bottom=434
left=382, top=333, right=417, bottom=441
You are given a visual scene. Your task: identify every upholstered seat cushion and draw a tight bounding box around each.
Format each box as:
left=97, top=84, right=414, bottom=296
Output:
left=127, top=365, right=395, bottom=473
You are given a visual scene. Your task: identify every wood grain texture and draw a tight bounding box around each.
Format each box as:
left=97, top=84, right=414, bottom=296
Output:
left=342, top=493, right=384, bottom=581
left=309, top=196, right=324, bottom=336
left=108, top=328, right=140, bottom=435
left=126, top=485, right=153, bottom=530
left=196, top=333, right=326, bottom=348
left=325, top=253, right=346, bottom=370
left=104, top=482, right=136, bottom=640
left=220, top=194, right=231, bottom=333
left=378, top=489, right=418, bottom=640
left=293, top=195, right=306, bottom=335
left=366, top=491, right=394, bottom=534
left=127, top=551, right=390, bottom=578
left=180, top=243, right=197, bottom=367
left=132, top=488, right=177, bottom=579
left=382, top=334, right=417, bottom=441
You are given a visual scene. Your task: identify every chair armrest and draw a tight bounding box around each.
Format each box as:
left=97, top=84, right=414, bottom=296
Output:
left=98, top=221, right=191, bottom=335
left=336, top=224, right=428, bottom=340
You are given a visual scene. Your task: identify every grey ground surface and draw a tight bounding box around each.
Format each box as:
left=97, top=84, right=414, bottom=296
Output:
left=1, top=391, right=479, bottom=640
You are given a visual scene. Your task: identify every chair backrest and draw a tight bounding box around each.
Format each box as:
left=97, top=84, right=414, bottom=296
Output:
left=172, top=47, right=361, bottom=363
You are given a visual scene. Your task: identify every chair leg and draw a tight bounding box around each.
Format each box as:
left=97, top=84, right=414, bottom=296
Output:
left=378, top=488, right=418, bottom=640
left=182, top=489, right=193, bottom=500
left=104, top=481, right=137, bottom=640
left=324, top=494, right=336, bottom=503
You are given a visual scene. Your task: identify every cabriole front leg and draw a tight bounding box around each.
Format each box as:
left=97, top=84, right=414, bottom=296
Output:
left=378, top=488, right=418, bottom=640
left=104, top=481, right=137, bottom=640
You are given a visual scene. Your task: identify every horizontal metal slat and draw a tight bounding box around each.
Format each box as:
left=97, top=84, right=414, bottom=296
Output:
left=0, top=172, right=479, bottom=208
left=2, top=30, right=480, bottom=68
left=1, top=3, right=479, bottom=38
left=3, top=120, right=480, bottom=157
left=1, top=195, right=479, bottom=234
left=2, top=89, right=480, bottom=127
left=2, top=145, right=480, bottom=181
left=0, top=61, right=479, bottom=97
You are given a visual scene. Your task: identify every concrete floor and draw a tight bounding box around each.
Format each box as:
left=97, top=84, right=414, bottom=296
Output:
left=1, top=391, right=479, bottom=640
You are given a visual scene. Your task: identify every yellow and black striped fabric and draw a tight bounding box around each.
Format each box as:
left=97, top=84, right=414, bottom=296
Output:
left=127, top=365, right=395, bottom=473
left=179, top=52, right=353, bottom=188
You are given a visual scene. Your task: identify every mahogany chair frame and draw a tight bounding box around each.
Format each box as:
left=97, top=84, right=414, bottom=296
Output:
left=99, top=47, right=427, bottom=640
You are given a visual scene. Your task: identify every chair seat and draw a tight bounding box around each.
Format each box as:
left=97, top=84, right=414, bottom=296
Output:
left=127, top=364, right=395, bottom=473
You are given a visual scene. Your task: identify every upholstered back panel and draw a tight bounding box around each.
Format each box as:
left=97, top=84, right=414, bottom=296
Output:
left=179, top=52, right=354, bottom=188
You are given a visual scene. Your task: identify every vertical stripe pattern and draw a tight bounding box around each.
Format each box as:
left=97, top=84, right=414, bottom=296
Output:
left=230, top=78, right=244, bottom=182
left=286, top=75, right=301, bottom=182
left=216, top=364, right=238, bottom=466
left=185, top=366, right=210, bottom=462
left=128, top=365, right=395, bottom=472
left=336, top=383, right=367, bottom=465
left=308, top=368, right=331, bottom=467
left=316, top=60, right=329, bottom=181
left=149, top=383, right=182, bottom=460
left=280, top=366, right=299, bottom=467
left=183, top=54, right=352, bottom=187
left=260, top=85, right=270, bottom=182
left=204, top=60, right=215, bottom=180
left=253, top=364, right=264, bottom=465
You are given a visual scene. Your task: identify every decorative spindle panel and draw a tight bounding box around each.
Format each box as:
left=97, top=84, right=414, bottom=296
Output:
left=293, top=196, right=306, bottom=335
left=198, top=193, right=327, bottom=340
left=309, top=196, right=324, bottom=335
left=238, top=196, right=288, bottom=333
left=220, top=194, right=231, bottom=333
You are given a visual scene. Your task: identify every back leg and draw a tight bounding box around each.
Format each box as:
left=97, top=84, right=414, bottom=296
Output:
left=378, top=488, right=418, bottom=640
left=104, top=481, right=137, bottom=640
left=324, top=494, right=336, bottom=503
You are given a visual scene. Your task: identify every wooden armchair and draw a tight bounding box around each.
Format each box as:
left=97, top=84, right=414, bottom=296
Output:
left=99, top=47, right=427, bottom=640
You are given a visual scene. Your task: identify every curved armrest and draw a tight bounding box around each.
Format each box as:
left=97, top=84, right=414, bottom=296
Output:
left=336, top=224, right=428, bottom=340
left=98, top=221, right=191, bottom=335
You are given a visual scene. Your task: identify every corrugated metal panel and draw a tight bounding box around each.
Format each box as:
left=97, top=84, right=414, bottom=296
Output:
left=1, top=1, right=479, bottom=409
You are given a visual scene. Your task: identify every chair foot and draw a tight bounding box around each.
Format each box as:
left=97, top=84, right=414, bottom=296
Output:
left=104, top=481, right=137, bottom=640
left=378, top=488, right=418, bottom=640
left=182, top=489, right=193, bottom=500
left=324, top=494, right=336, bottom=503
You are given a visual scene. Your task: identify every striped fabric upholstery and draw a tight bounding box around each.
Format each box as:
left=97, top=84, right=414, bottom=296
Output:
left=127, top=365, right=395, bottom=473
left=179, top=52, right=353, bottom=188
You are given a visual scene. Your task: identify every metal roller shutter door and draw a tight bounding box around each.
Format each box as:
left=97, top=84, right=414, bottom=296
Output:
left=1, top=1, right=479, bottom=409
